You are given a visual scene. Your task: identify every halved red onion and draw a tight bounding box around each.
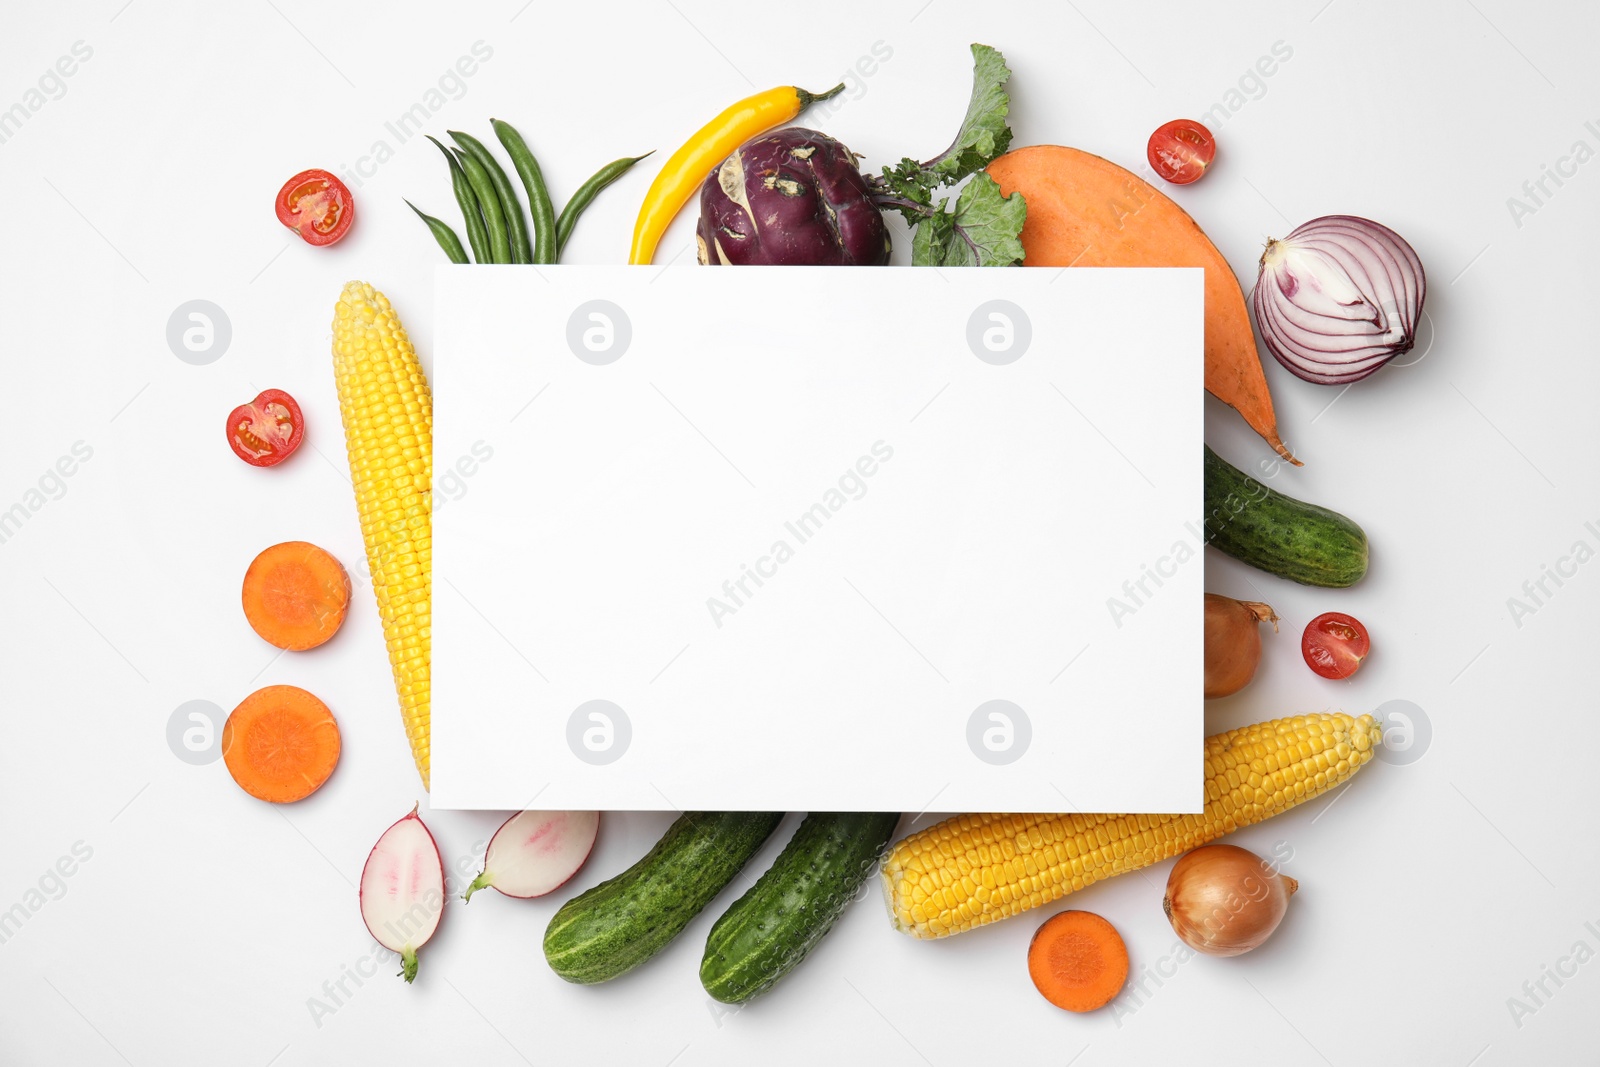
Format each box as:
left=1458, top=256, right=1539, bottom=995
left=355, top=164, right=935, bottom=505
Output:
left=1253, top=215, right=1426, bottom=385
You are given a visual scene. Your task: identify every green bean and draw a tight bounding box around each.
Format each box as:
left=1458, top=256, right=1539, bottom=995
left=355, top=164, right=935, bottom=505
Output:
left=449, top=138, right=511, bottom=264
left=449, top=129, right=531, bottom=265
left=405, top=200, right=469, bottom=264
left=556, top=151, right=654, bottom=256
left=428, top=135, right=490, bottom=264
left=490, top=118, right=558, bottom=265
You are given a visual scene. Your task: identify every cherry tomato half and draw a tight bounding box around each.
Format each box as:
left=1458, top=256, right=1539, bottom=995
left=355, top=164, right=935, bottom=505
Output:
left=227, top=389, right=305, bottom=467
left=275, top=169, right=354, bottom=246
left=1302, top=612, right=1370, bottom=680
left=1147, top=119, right=1216, bottom=185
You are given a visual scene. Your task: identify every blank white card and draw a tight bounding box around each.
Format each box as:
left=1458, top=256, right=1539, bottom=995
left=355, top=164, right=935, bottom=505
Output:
left=431, top=266, right=1202, bottom=812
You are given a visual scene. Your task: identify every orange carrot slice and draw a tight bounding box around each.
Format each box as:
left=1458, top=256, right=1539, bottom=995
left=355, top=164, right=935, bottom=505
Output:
left=1027, top=910, right=1130, bottom=1013
left=241, top=541, right=350, bottom=651
left=222, top=684, right=342, bottom=803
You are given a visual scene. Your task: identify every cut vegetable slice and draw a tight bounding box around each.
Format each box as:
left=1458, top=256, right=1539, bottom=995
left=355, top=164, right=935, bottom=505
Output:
left=360, top=806, right=445, bottom=983
left=1027, top=910, right=1129, bottom=1012
left=241, top=541, right=351, bottom=651
left=988, top=145, right=1299, bottom=464
left=1302, top=611, right=1370, bottom=679
left=221, top=685, right=341, bottom=803
left=1146, top=119, right=1215, bottom=185
left=464, top=810, right=600, bottom=901
left=276, top=168, right=354, bottom=246
left=1254, top=215, right=1426, bottom=384
left=226, top=388, right=305, bottom=467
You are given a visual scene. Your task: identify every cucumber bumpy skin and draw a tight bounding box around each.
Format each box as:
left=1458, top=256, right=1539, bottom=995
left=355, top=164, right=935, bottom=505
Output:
left=543, top=811, right=782, bottom=985
left=700, top=812, right=902, bottom=1003
left=1203, top=445, right=1368, bottom=587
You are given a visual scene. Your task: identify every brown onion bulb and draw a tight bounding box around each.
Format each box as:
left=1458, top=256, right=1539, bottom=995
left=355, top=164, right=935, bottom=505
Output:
left=1204, top=594, right=1279, bottom=699
left=1163, top=844, right=1298, bottom=957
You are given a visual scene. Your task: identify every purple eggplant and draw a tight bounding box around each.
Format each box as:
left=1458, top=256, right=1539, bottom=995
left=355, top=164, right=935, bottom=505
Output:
left=696, top=128, right=890, bottom=267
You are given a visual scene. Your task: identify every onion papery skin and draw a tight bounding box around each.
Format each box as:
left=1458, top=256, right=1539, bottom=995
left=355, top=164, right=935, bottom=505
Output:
left=1253, top=215, right=1425, bottom=385
left=1204, top=594, right=1278, bottom=699
left=1163, top=844, right=1298, bottom=957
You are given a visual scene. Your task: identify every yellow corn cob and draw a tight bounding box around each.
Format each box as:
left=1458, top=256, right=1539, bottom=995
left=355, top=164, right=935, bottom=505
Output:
left=332, top=281, right=432, bottom=788
left=883, top=712, right=1380, bottom=938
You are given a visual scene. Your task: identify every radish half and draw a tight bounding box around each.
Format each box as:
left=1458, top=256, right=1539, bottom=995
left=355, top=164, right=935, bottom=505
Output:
left=463, top=810, right=600, bottom=901
left=360, top=805, right=445, bottom=983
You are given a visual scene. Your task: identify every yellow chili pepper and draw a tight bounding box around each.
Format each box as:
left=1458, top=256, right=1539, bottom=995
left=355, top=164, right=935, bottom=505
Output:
left=628, top=82, right=844, bottom=265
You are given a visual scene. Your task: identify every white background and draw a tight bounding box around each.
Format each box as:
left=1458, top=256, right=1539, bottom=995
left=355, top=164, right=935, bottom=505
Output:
left=431, top=267, right=1201, bottom=812
left=2, top=1, right=1597, bottom=1064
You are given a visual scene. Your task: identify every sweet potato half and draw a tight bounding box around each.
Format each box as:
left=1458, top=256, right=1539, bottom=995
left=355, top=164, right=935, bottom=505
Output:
left=989, top=145, right=1298, bottom=465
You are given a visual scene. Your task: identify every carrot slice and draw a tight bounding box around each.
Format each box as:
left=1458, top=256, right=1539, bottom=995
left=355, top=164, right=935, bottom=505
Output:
left=1027, top=909, right=1130, bottom=1013
left=222, top=685, right=341, bottom=803
left=241, top=541, right=350, bottom=651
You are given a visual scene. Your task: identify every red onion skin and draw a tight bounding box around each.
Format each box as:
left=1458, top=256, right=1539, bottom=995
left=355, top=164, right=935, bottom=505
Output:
left=1256, top=287, right=1397, bottom=384
left=1253, top=215, right=1425, bottom=385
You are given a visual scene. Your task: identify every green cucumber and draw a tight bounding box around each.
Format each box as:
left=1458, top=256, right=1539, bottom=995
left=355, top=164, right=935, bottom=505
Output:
left=1204, top=445, right=1368, bottom=587
left=543, top=811, right=782, bottom=985
left=700, top=812, right=901, bottom=1003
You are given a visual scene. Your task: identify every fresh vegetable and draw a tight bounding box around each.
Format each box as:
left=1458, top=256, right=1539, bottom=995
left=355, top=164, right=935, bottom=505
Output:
left=1254, top=215, right=1426, bottom=384
left=1163, top=844, right=1298, bottom=957
left=226, top=388, right=305, bottom=468
left=1302, top=611, right=1370, bottom=680
left=221, top=684, right=341, bottom=803
left=416, top=126, right=648, bottom=263
left=1204, top=593, right=1278, bottom=699
left=629, top=83, right=843, bottom=264
left=868, top=43, right=1027, bottom=266
left=405, top=200, right=468, bottom=264
left=463, top=810, right=600, bottom=901
left=544, top=811, right=783, bottom=984
left=275, top=168, right=354, bottom=247
left=241, top=541, right=351, bottom=652
left=331, top=282, right=433, bottom=788
left=1027, top=910, right=1129, bottom=1012
left=450, top=129, right=530, bottom=264
left=1204, top=445, right=1368, bottom=587
left=452, top=144, right=512, bottom=264
left=490, top=119, right=558, bottom=265
left=556, top=152, right=653, bottom=255
left=697, top=129, right=889, bottom=266
left=989, top=145, right=1298, bottom=465
left=429, top=135, right=492, bottom=264
left=688, top=45, right=1025, bottom=267
left=360, top=806, right=445, bottom=983
left=881, top=712, right=1380, bottom=937
left=701, top=812, right=899, bottom=1003
left=1146, top=118, right=1216, bottom=185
